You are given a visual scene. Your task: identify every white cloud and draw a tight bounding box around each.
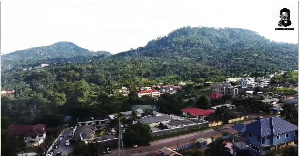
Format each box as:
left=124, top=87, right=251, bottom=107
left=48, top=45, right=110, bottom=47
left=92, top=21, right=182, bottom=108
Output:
left=1, top=0, right=298, bottom=54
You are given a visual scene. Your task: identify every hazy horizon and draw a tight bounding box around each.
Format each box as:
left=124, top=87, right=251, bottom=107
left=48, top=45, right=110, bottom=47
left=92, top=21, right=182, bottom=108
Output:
left=2, top=0, right=298, bottom=55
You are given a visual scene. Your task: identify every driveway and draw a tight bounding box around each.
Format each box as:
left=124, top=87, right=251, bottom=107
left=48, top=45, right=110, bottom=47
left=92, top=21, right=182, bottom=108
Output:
left=53, top=128, right=75, bottom=156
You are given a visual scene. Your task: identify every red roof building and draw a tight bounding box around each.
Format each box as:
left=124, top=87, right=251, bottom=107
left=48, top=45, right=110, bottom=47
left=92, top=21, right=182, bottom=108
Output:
left=138, top=90, right=160, bottom=98
left=6, top=124, right=45, bottom=136
left=6, top=124, right=46, bottom=147
left=207, top=93, right=224, bottom=99
left=181, top=108, right=215, bottom=118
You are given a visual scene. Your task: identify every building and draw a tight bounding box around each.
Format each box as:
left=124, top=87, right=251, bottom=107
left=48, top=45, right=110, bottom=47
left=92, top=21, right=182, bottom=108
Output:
left=207, top=93, right=224, bottom=99
left=241, top=78, right=255, bottom=89
left=211, top=83, right=239, bottom=97
left=74, top=125, right=95, bottom=143
left=181, top=108, right=215, bottom=120
left=6, top=124, right=46, bottom=147
left=1, top=90, right=15, bottom=98
left=160, top=85, right=182, bottom=94
left=232, top=117, right=298, bottom=156
left=77, top=117, right=110, bottom=130
left=211, top=104, right=235, bottom=110
left=138, top=90, right=160, bottom=98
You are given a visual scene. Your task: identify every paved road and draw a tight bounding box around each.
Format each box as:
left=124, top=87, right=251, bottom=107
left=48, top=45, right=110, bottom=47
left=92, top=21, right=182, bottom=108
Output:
left=53, top=128, right=75, bottom=156
left=107, top=128, right=225, bottom=156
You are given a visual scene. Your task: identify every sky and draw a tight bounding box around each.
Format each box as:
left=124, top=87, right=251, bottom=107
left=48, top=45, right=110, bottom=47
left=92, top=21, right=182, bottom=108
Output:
left=1, top=0, right=299, bottom=54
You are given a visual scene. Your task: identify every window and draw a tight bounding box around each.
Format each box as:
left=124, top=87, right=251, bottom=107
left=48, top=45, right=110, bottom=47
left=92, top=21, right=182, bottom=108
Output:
left=285, top=133, right=288, bottom=138
left=262, top=138, right=265, bottom=144
left=257, top=137, right=261, bottom=141
left=276, top=135, right=280, bottom=140
left=295, top=130, right=298, bottom=136
left=266, top=136, right=270, bottom=139
left=249, top=133, right=252, bottom=138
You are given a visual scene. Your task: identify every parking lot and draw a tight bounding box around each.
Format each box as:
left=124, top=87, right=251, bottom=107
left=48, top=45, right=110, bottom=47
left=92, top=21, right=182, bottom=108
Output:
left=51, top=128, right=75, bottom=156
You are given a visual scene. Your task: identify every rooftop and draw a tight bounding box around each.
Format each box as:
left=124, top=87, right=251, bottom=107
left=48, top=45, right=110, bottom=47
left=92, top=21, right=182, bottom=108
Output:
left=166, top=120, right=194, bottom=127
left=232, top=117, right=298, bottom=137
left=6, top=124, right=45, bottom=136
left=207, top=93, right=224, bottom=99
left=140, top=114, right=172, bottom=124
left=181, top=108, right=215, bottom=117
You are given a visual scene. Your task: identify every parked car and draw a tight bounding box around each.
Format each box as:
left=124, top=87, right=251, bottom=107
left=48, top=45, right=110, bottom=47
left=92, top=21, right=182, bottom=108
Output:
left=55, top=152, right=62, bottom=156
left=47, top=149, right=54, bottom=156
left=133, top=145, right=138, bottom=148
left=53, top=145, right=58, bottom=149
left=59, top=136, right=64, bottom=140
left=106, top=148, right=111, bottom=154
left=65, top=142, right=70, bottom=146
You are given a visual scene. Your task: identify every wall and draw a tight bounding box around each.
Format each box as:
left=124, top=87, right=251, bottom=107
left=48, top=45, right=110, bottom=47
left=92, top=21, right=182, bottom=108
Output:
left=272, top=131, right=297, bottom=146
left=228, top=117, right=245, bottom=123
left=17, top=152, right=37, bottom=156
left=209, top=121, right=223, bottom=127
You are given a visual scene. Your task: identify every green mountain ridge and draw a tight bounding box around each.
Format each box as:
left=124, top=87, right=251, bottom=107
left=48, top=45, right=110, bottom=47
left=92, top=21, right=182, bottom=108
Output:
left=1, top=41, right=111, bottom=67
left=1, top=26, right=298, bottom=75
left=115, top=26, right=297, bottom=74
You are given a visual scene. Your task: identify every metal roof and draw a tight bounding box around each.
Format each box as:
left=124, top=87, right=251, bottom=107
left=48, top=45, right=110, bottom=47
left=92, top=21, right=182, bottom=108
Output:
left=234, top=117, right=298, bottom=137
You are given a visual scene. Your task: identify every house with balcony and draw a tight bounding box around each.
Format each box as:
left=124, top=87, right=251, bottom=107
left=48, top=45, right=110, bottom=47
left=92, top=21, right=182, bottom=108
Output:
left=6, top=124, right=46, bottom=147
left=232, top=117, right=298, bottom=156
left=211, top=83, right=239, bottom=97
left=77, top=116, right=110, bottom=130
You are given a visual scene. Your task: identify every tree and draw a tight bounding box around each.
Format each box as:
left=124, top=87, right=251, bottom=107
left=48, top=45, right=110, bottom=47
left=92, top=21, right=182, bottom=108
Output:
left=195, top=95, right=211, bottom=109
left=123, top=123, right=152, bottom=147
left=281, top=104, right=298, bottom=125
left=181, top=148, right=204, bottom=156
left=73, top=142, right=90, bottom=156
left=1, top=131, right=22, bottom=156
left=205, top=138, right=232, bottom=156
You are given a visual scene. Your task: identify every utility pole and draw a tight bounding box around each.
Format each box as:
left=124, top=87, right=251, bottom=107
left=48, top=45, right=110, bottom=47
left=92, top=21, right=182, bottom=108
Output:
left=118, top=118, right=125, bottom=156
left=118, top=118, right=121, bottom=156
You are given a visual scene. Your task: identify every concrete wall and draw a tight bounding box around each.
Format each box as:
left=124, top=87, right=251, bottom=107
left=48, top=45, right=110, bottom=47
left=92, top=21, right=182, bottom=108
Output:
left=209, top=121, right=223, bottom=127
left=228, top=117, right=244, bottom=123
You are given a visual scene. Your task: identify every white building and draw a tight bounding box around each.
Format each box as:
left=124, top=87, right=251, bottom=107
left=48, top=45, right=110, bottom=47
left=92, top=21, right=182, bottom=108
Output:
left=138, top=90, right=160, bottom=98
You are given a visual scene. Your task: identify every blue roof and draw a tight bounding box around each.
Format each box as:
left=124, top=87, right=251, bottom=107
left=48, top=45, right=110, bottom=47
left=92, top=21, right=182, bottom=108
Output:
left=232, top=124, right=246, bottom=133
left=245, top=117, right=298, bottom=137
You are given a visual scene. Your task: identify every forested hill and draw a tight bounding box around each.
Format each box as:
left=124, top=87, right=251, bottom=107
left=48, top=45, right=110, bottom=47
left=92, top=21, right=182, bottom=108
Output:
left=1, top=42, right=111, bottom=68
left=116, top=26, right=298, bottom=73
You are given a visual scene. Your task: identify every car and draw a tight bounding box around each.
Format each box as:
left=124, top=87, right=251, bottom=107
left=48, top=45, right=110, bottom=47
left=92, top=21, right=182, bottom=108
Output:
left=55, top=152, right=62, bottom=156
left=47, top=150, right=55, bottom=156
left=53, top=145, right=58, bottom=149
left=133, top=145, right=138, bottom=148
left=65, top=142, right=70, bottom=146
left=106, top=148, right=111, bottom=154
left=56, top=141, right=60, bottom=145
left=59, top=136, right=64, bottom=140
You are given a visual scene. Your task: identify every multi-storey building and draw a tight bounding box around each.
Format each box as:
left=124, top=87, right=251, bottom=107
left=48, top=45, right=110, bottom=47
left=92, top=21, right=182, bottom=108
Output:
left=232, top=117, right=298, bottom=156
left=211, top=83, right=239, bottom=97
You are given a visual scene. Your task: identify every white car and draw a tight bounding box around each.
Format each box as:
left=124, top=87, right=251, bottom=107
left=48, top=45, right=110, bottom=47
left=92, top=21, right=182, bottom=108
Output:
left=65, top=142, right=70, bottom=146
left=133, top=145, right=138, bottom=148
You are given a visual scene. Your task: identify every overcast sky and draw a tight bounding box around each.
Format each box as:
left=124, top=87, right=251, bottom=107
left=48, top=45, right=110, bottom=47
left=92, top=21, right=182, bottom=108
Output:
left=1, top=0, right=299, bottom=54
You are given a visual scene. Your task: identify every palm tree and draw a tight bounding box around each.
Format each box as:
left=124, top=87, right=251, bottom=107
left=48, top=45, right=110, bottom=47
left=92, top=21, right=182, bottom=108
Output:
left=205, top=138, right=232, bottom=156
